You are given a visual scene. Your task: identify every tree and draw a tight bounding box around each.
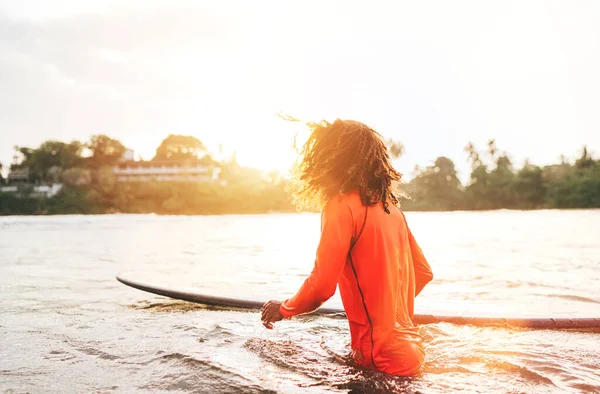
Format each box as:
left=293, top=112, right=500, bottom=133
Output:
left=466, top=165, right=491, bottom=200
left=487, top=139, right=498, bottom=163
left=47, top=166, right=63, bottom=184
left=153, top=135, right=209, bottom=161
left=463, top=141, right=519, bottom=209
left=464, top=142, right=492, bottom=209
left=62, top=168, right=92, bottom=187
left=404, top=157, right=462, bottom=210
left=575, top=145, right=594, bottom=170
left=88, top=135, right=126, bottom=168
left=487, top=154, right=517, bottom=208
left=37, top=141, right=82, bottom=169
left=11, top=147, right=34, bottom=170
left=386, top=138, right=404, bottom=159
left=542, top=162, right=573, bottom=186
left=548, top=162, right=600, bottom=208
left=548, top=148, right=598, bottom=208
left=94, top=166, right=117, bottom=191
left=0, top=161, right=4, bottom=184
left=514, top=162, right=546, bottom=209
left=14, top=141, right=83, bottom=182
left=465, top=142, right=482, bottom=170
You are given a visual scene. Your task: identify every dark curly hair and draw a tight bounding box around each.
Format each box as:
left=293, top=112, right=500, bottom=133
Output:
left=289, top=118, right=402, bottom=213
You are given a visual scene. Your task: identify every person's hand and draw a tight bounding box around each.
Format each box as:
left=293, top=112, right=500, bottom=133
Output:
left=261, top=300, right=284, bottom=329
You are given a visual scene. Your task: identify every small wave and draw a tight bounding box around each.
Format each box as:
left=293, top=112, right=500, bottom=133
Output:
left=43, top=349, right=77, bottom=362
left=158, top=352, right=217, bottom=368
left=244, top=338, right=423, bottom=393
left=334, top=373, right=421, bottom=394
left=304, top=324, right=346, bottom=336
left=74, top=346, right=120, bottom=361
left=0, top=368, right=49, bottom=377
left=171, top=324, right=198, bottom=332
left=544, top=294, right=600, bottom=304
left=129, top=300, right=207, bottom=312
left=245, top=338, right=327, bottom=377
left=425, top=353, right=557, bottom=390
left=129, top=300, right=259, bottom=313
left=487, top=359, right=556, bottom=386
left=140, top=353, right=276, bottom=394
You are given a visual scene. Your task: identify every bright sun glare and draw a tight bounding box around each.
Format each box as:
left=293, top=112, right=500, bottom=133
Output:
left=121, top=115, right=310, bottom=173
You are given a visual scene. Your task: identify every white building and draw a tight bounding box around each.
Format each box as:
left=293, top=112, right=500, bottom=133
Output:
left=112, top=159, right=221, bottom=183
left=7, top=168, right=29, bottom=183
left=32, top=184, right=63, bottom=198
left=121, top=148, right=135, bottom=161
left=0, top=184, right=63, bottom=198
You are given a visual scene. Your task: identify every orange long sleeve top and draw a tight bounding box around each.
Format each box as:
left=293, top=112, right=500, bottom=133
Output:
left=280, top=192, right=433, bottom=376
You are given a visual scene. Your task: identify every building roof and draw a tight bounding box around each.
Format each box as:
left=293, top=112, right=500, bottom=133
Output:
left=7, top=168, right=29, bottom=180
left=115, top=156, right=217, bottom=168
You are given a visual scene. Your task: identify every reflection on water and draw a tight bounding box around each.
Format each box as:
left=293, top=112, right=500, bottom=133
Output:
left=1, top=210, right=599, bottom=393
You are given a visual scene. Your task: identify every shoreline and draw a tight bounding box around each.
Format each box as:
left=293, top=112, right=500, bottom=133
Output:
left=2, top=206, right=599, bottom=217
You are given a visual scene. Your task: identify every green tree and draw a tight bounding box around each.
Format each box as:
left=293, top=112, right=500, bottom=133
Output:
left=62, top=168, right=92, bottom=187
left=463, top=140, right=519, bottom=209
left=487, top=139, right=498, bottom=162
left=0, top=161, right=4, bottom=184
left=465, top=165, right=491, bottom=209
left=548, top=148, right=599, bottom=208
left=385, top=138, right=404, bottom=159
left=10, top=147, right=34, bottom=170
left=47, top=166, right=63, bottom=184
left=514, top=161, right=546, bottom=209
left=88, top=135, right=126, bottom=168
left=153, top=135, right=209, bottom=161
left=542, top=162, right=573, bottom=187
left=14, top=141, right=83, bottom=182
left=549, top=162, right=600, bottom=208
left=94, top=166, right=117, bottom=192
left=85, top=166, right=118, bottom=210
left=487, top=154, right=517, bottom=208
left=465, top=141, right=482, bottom=169
left=575, top=145, right=594, bottom=170
left=464, top=142, right=492, bottom=209
left=404, top=157, right=462, bottom=210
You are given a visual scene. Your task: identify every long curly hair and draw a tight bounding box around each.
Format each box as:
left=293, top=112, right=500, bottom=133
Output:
left=289, top=118, right=402, bottom=213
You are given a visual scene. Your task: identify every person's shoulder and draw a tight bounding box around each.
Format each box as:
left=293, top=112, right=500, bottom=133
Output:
left=391, top=203, right=405, bottom=217
left=328, top=191, right=361, bottom=207
left=324, top=192, right=361, bottom=215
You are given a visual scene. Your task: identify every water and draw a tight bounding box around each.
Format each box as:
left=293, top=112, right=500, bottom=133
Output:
left=1, top=210, right=599, bottom=393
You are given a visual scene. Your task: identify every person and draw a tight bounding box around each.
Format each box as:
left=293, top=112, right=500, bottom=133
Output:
left=261, top=119, right=434, bottom=377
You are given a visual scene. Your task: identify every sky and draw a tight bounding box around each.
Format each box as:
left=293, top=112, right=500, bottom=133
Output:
left=1, top=0, right=599, bottom=181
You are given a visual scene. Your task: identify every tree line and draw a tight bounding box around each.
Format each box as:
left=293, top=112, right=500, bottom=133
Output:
left=401, top=140, right=599, bottom=210
left=5, top=134, right=217, bottom=184
left=1, top=134, right=296, bottom=215
left=0, top=134, right=598, bottom=215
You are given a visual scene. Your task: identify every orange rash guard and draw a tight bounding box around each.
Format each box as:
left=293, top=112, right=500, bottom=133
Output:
left=280, top=192, right=433, bottom=376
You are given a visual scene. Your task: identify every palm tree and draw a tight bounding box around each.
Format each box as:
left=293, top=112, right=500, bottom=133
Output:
left=465, top=142, right=481, bottom=169
left=575, top=145, right=594, bottom=169
left=487, top=139, right=497, bottom=162
left=387, top=138, right=404, bottom=159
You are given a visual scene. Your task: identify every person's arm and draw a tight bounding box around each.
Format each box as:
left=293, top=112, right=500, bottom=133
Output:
left=407, top=224, right=433, bottom=297
left=279, top=198, right=354, bottom=318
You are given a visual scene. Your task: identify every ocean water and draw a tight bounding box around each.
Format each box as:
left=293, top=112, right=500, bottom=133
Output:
left=1, top=210, right=599, bottom=393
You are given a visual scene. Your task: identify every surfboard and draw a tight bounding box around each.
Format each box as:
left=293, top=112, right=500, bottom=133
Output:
left=116, top=274, right=600, bottom=329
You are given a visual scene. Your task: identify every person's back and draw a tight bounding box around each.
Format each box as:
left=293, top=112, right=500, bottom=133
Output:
left=337, top=192, right=431, bottom=375
left=260, top=119, right=433, bottom=376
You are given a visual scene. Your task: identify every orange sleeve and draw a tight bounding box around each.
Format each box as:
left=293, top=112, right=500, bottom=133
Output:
left=407, top=225, right=433, bottom=297
left=280, top=198, right=354, bottom=318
